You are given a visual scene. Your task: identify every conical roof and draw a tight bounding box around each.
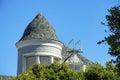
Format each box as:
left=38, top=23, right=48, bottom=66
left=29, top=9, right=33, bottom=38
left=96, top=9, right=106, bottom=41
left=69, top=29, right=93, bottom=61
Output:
left=19, top=13, right=58, bottom=41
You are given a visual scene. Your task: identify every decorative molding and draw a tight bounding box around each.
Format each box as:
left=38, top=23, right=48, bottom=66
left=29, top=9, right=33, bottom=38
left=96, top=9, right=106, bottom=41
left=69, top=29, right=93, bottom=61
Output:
left=16, top=39, right=63, bottom=50
left=23, top=52, right=62, bottom=59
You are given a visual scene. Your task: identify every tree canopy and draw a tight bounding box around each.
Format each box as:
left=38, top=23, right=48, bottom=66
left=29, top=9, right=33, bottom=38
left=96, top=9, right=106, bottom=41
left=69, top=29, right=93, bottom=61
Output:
left=9, top=63, right=120, bottom=80
left=98, top=6, right=120, bottom=72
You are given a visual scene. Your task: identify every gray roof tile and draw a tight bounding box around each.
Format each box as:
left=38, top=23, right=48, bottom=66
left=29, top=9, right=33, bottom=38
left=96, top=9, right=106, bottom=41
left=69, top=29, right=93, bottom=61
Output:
left=19, top=13, right=58, bottom=41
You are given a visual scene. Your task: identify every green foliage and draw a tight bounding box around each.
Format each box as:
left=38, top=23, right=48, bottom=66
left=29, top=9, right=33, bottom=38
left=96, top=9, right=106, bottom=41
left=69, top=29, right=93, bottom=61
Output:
left=85, top=63, right=104, bottom=80
left=9, top=63, right=120, bottom=80
left=85, top=63, right=120, bottom=80
left=9, top=63, right=85, bottom=80
left=98, top=6, right=120, bottom=70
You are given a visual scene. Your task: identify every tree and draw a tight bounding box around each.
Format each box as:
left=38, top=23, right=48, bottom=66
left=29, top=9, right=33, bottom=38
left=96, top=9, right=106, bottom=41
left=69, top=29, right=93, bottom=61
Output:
left=97, top=6, right=120, bottom=72
left=85, top=63, right=120, bottom=80
left=9, top=63, right=120, bottom=80
left=9, top=63, right=85, bottom=80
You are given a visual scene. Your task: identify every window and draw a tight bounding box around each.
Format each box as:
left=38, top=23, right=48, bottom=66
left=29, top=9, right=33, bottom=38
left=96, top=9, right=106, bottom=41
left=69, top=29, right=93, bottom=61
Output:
left=69, top=64, right=80, bottom=70
left=26, top=56, right=36, bottom=70
left=40, top=56, right=50, bottom=64
left=75, top=65, right=80, bottom=70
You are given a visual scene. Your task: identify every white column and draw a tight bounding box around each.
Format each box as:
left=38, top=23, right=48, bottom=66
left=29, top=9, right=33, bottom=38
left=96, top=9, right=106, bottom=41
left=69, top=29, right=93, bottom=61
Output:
left=22, top=56, right=26, bottom=73
left=83, top=65, right=86, bottom=72
left=36, top=56, right=40, bottom=64
left=51, top=56, right=54, bottom=63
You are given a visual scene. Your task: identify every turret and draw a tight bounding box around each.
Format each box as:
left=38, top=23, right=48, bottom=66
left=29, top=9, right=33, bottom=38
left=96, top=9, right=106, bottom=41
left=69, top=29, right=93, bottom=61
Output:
left=16, top=14, right=63, bottom=75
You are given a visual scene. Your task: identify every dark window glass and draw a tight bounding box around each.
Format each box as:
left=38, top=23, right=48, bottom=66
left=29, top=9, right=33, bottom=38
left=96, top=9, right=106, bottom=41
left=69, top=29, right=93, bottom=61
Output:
left=26, top=56, right=36, bottom=70
left=40, top=56, right=50, bottom=64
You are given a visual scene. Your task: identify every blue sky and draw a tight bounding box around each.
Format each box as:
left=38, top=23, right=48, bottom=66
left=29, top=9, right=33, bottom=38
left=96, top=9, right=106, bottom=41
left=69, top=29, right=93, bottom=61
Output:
left=0, top=0, right=119, bottom=76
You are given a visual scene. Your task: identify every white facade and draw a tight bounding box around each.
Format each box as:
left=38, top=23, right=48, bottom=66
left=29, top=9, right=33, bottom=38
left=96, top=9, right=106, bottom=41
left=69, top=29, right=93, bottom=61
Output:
left=65, top=54, right=86, bottom=71
left=16, top=39, right=63, bottom=75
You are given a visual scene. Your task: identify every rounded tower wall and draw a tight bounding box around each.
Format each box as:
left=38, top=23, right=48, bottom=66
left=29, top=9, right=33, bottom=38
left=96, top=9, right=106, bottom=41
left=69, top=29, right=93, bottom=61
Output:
left=16, top=39, right=63, bottom=75
left=16, top=39, right=63, bottom=58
